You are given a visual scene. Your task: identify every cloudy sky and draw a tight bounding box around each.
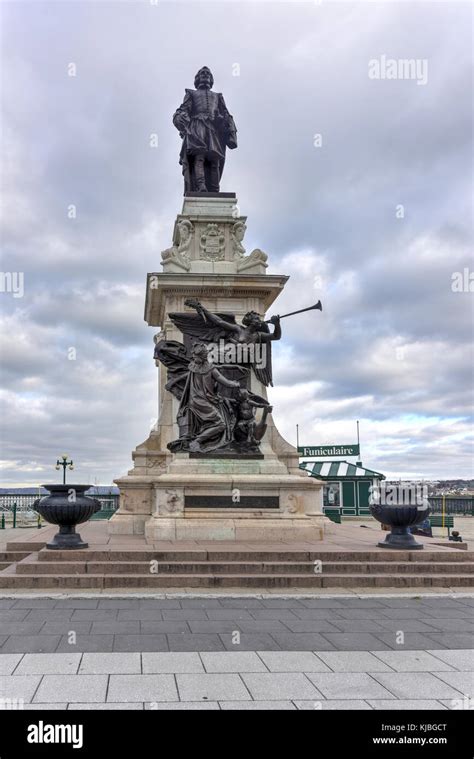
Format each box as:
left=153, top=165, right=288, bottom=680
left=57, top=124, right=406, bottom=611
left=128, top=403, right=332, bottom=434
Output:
left=1, top=0, right=472, bottom=486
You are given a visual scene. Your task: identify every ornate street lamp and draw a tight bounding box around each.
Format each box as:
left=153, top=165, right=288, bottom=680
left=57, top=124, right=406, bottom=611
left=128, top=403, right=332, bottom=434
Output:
left=55, top=454, right=74, bottom=485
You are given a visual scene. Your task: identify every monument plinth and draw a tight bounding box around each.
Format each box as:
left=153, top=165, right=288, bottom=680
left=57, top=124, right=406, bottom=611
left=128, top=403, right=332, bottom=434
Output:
left=109, top=66, right=324, bottom=541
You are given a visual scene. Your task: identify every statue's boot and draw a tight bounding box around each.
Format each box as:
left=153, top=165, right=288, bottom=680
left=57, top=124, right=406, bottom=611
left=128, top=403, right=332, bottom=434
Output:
left=208, top=161, right=220, bottom=193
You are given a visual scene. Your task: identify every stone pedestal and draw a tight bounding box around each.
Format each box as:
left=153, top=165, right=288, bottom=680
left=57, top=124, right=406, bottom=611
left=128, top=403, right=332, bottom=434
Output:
left=109, top=194, right=325, bottom=541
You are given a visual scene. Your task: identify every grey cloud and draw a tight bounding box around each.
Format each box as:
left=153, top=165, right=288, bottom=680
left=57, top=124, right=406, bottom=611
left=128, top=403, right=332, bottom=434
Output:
left=1, top=0, right=472, bottom=484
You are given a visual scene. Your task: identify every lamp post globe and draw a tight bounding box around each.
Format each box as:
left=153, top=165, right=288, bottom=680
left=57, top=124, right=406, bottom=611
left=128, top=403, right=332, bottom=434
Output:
left=56, top=455, right=74, bottom=485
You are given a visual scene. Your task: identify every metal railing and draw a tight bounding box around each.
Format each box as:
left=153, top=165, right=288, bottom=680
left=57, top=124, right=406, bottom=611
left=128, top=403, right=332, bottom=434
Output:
left=0, top=492, right=120, bottom=520
left=0, top=493, right=471, bottom=516
left=0, top=493, right=47, bottom=511
left=428, top=496, right=474, bottom=516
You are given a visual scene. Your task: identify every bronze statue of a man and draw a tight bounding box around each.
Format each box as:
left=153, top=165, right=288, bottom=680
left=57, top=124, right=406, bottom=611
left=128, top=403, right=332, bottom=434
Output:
left=173, top=66, right=237, bottom=194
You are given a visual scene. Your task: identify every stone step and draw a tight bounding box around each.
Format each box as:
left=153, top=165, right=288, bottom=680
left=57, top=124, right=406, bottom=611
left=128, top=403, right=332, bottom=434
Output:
left=36, top=549, right=210, bottom=562
left=13, top=560, right=474, bottom=576
left=33, top=549, right=474, bottom=563
left=0, top=552, right=31, bottom=561
left=4, top=542, right=47, bottom=551
left=0, top=573, right=473, bottom=589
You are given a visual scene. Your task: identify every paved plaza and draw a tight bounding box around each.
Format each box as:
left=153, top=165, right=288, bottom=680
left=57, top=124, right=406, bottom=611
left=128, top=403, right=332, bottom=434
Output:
left=0, top=594, right=472, bottom=710
left=1, top=522, right=472, bottom=709
left=4, top=517, right=472, bottom=551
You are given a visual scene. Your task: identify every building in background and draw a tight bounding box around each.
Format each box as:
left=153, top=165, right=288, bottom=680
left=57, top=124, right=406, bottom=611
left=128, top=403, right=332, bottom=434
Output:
left=300, top=460, right=385, bottom=517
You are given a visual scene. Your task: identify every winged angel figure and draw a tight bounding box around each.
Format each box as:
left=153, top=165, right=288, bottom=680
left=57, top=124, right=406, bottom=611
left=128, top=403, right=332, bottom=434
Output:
left=153, top=299, right=278, bottom=453
left=168, top=298, right=281, bottom=387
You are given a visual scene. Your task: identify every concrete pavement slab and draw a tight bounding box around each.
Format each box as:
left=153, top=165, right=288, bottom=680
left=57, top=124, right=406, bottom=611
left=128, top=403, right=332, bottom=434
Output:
left=306, top=673, right=395, bottom=700
left=15, top=653, right=81, bottom=675
left=429, top=671, right=474, bottom=694
left=315, top=651, right=393, bottom=673
left=176, top=673, right=251, bottom=701
left=372, top=633, right=450, bottom=650
left=205, top=609, right=253, bottom=620
left=107, top=674, right=178, bottom=702
left=256, top=651, right=331, bottom=672
left=320, top=633, right=391, bottom=651
left=79, top=653, right=141, bottom=674
left=167, top=634, right=225, bottom=652
left=70, top=702, right=143, bottom=709
left=221, top=700, right=296, bottom=709
left=144, top=701, right=219, bottom=709
left=423, top=633, right=474, bottom=649
left=368, top=700, right=447, bottom=710
left=1, top=636, right=61, bottom=654
left=241, top=672, right=322, bottom=701
left=370, top=651, right=456, bottom=672
left=56, top=635, right=114, bottom=653
left=140, top=621, right=190, bottom=634
left=294, top=699, right=372, bottom=709
left=142, top=652, right=204, bottom=674
left=188, top=621, right=244, bottom=634
left=370, top=672, right=467, bottom=700
left=219, top=633, right=279, bottom=651
left=0, top=654, right=22, bottom=675
left=0, top=674, right=41, bottom=702
left=280, top=620, right=342, bottom=633
left=200, top=652, right=267, bottom=673
left=34, top=674, right=108, bottom=703
left=268, top=633, right=336, bottom=651
left=426, top=649, right=474, bottom=670
left=113, top=635, right=168, bottom=652
left=22, top=703, right=68, bottom=709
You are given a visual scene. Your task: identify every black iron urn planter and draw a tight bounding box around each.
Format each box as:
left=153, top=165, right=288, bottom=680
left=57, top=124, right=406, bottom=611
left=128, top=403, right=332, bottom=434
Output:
left=369, top=503, right=431, bottom=550
left=33, top=484, right=101, bottom=549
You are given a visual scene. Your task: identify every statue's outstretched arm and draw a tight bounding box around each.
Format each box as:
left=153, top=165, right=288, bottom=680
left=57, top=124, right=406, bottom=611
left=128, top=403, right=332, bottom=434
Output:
left=212, top=368, right=240, bottom=389
left=248, top=398, right=270, bottom=408
left=268, top=315, right=281, bottom=341
left=199, top=305, right=240, bottom=334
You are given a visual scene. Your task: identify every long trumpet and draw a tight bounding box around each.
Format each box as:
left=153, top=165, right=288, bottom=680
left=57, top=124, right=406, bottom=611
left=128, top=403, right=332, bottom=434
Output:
left=264, top=300, right=322, bottom=323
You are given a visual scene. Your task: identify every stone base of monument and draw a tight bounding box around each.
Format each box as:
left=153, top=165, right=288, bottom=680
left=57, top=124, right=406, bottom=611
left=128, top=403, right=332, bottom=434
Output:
left=109, top=440, right=325, bottom=542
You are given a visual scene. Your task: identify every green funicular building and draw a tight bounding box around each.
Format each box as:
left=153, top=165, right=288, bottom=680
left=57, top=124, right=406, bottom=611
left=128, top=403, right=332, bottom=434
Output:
left=299, top=460, right=385, bottom=519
